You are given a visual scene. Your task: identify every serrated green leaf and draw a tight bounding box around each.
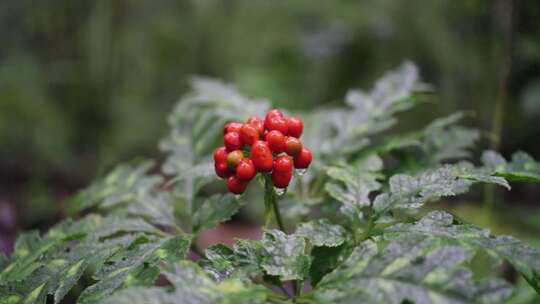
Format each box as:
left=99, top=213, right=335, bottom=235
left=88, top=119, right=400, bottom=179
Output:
left=301, top=62, right=422, bottom=161
left=420, top=112, right=479, bottom=164
left=193, top=194, right=242, bottom=234
left=105, top=261, right=267, bottom=304
left=385, top=211, right=540, bottom=293
left=373, top=163, right=509, bottom=214
left=296, top=219, right=347, bottom=247
left=122, top=192, right=176, bottom=228
left=67, top=161, right=162, bottom=214
left=483, top=150, right=540, bottom=183
left=314, top=237, right=513, bottom=304
left=326, top=155, right=383, bottom=219
left=92, top=216, right=164, bottom=239
left=78, top=235, right=190, bottom=304
left=260, top=230, right=311, bottom=281
left=200, top=240, right=266, bottom=282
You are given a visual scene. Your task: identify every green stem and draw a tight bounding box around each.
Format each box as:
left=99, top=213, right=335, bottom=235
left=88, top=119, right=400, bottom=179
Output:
left=264, top=174, right=286, bottom=232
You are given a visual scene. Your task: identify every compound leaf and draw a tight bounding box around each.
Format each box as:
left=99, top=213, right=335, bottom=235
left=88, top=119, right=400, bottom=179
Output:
left=314, top=237, right=513, bottom=304
left=385, top=211, right=540, bottom=293
left=104, top=261, right=267, bottom=304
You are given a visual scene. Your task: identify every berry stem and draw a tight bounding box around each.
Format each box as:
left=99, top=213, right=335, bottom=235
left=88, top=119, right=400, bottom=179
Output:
left=263, top=174, right=286, bottom=233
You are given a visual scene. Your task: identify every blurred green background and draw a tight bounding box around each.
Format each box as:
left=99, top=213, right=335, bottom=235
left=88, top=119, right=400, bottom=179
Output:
left=1, top=0, right=540, bottom=254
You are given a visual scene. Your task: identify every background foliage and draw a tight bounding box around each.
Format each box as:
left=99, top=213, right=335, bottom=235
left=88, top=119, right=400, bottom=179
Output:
left=2, top=63, right=540, bottom=303
left=1, top=1, right=540, bottom=302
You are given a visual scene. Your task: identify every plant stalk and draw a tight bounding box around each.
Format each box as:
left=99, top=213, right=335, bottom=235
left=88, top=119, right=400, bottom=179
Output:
left=264, top=174, right=286, bottom=232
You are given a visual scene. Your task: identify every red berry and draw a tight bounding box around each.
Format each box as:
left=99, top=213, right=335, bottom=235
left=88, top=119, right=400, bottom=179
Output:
left=273, top=155, right=293, bottom=173
left=287, top=117, right=304, bottom=138
left=224, top=121, right=244, bottom=134
left=265, top=130, right=286, bottom=153
left=246, top=116, right=264, bottom=135
left=240, top=124, right=259, bottom=146
left=215, top=161, right=231, bottom=179
left=213, top=147, right=228, bottom=163
left=272, top=170, right=292, bottom=189
left=236, top=158, right=256, bottom=181
left=251, top=140, right=273, bottom=172
left=227, top=176, right=248, bottom=194
left=224, top=131, right=243, bottom=151
left=285, top=137, right=302, bottom=156
left=227, top=150, right=244, bottom=169
left=294, top=148, right=312, bottom=169
left=265, top=109, right=283, bottom=121
left=265, top=116, right=288, bottom=135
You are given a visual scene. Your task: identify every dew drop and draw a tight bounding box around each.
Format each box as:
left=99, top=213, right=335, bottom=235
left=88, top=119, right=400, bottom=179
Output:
left=274, top=187, right=286, bottom=196
left=296, top=168, right=307, bottom=176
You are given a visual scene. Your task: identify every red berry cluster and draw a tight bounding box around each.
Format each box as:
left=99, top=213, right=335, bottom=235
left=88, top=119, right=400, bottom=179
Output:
left=214, top=109, right=312, bottom=194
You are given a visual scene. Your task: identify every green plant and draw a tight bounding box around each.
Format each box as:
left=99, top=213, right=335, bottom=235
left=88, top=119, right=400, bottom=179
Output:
left=1, top=63, right=540, bottom=304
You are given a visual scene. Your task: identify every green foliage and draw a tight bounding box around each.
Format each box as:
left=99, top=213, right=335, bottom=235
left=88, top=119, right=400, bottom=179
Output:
left=103, top=261, right=267, bottom=304
left=482, top=150, right=540, bottom=183
left=313, top=238, right=513, bottom=304
left=2, top=63, right=540, bottom=303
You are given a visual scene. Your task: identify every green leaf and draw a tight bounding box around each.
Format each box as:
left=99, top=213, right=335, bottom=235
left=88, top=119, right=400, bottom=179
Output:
left=260, top=230, right=311, bottom=281
left=301, top=62, right=422, bottom=161
left=198, top=239, right=266, bottom=284
left=121, top=192, right=177, bottom=228
left=104, top=261, right=267, bottom=304
left=310, top=244, right=353, bottom=287
left=385, top=211, right=540, bottom=293
left=482, top=150, right=540, bottom=183
left=373, top=163, right=509, bottom=214
left=78, top=235, right=191, bottom=304
left=192, top=194, right=243, bottom=234
left=325, top=155, right=383, bottom=219
left=296, top=219, right=347, bottom=247
left=67, top=161, right=162, bottom=214
left=420, top=112, right=479, bottom=164
left=314, top=237, right=513, bottom=304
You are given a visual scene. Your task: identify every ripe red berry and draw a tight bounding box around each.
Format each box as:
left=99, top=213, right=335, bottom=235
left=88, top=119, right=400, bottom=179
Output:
left=265, top=130, right=286, bottom=153
left=287, top=117, right=304, bottom=138
left=272, top=170, right=292, bottom=189
left=213, top=146, right=228, bottom=163
left=227, top=150, right=244, bottom=169
left=227, top=176, right=248, bottom=194
left=285, top=137, right=302, bottom=156
left=224, top=121, right=244, bottom=134
left=265, top=109, right=283, bottom=121
left=294, top=148, right=312, bottom=169
left=240, top=124, right=259, bottom=146
left=215, top=161, right=231, bottom=179
left=273, top=155, right=293, bottom=173
left=224, top=131, right=243, bottom=151
left=246, top=116, right=264, bottom=135
left=251, top=140, right=273, bottom=172
left=236, top=158, right=256, bottom=181
left=265, top=115, right=288, bottom=135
